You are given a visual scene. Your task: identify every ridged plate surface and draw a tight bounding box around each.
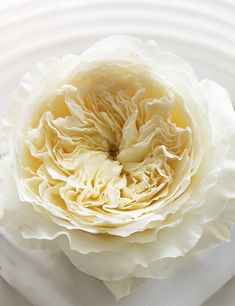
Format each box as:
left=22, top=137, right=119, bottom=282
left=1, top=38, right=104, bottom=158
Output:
left=0, top=0, right=235, bottom=108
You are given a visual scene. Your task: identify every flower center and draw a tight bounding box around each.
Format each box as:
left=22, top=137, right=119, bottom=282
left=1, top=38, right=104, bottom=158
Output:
left=108, top=144, right=119, bottom=160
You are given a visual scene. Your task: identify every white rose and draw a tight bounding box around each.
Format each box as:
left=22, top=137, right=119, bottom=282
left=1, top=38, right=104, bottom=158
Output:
left=0, top=36, right=235, bottom=299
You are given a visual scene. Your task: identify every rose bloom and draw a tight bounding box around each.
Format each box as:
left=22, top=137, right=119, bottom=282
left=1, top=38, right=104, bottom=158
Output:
left=0, top=36, right=235, bottom=299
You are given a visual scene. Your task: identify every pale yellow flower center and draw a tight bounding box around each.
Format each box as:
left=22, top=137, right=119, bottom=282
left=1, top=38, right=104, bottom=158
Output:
left=18, top=63, right=196, bottom=234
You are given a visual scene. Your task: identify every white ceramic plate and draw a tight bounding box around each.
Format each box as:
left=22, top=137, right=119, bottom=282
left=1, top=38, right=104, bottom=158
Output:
left=0, top=1, right=235, bottom=305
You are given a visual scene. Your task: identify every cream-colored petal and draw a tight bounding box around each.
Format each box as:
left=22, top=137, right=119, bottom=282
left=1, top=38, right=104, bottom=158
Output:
left=103, top=276, right=145, bottom=300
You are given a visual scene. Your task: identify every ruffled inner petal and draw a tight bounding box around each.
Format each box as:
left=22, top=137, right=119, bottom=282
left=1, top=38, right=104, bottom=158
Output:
left=17, top=63, right=201, bottom=236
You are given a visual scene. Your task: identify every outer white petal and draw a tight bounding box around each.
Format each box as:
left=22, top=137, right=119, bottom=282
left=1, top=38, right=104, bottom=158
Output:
left=0, top=156, right=59, bottom=249
left=81, top=35, right=198, bottom=86
left=104, top=277, right=145, bottom=300
left=2, top=55, right=79, bottom=131
left=195, top=80, right=235, bottom=239
left=58, top=212, right=203, bottom=281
